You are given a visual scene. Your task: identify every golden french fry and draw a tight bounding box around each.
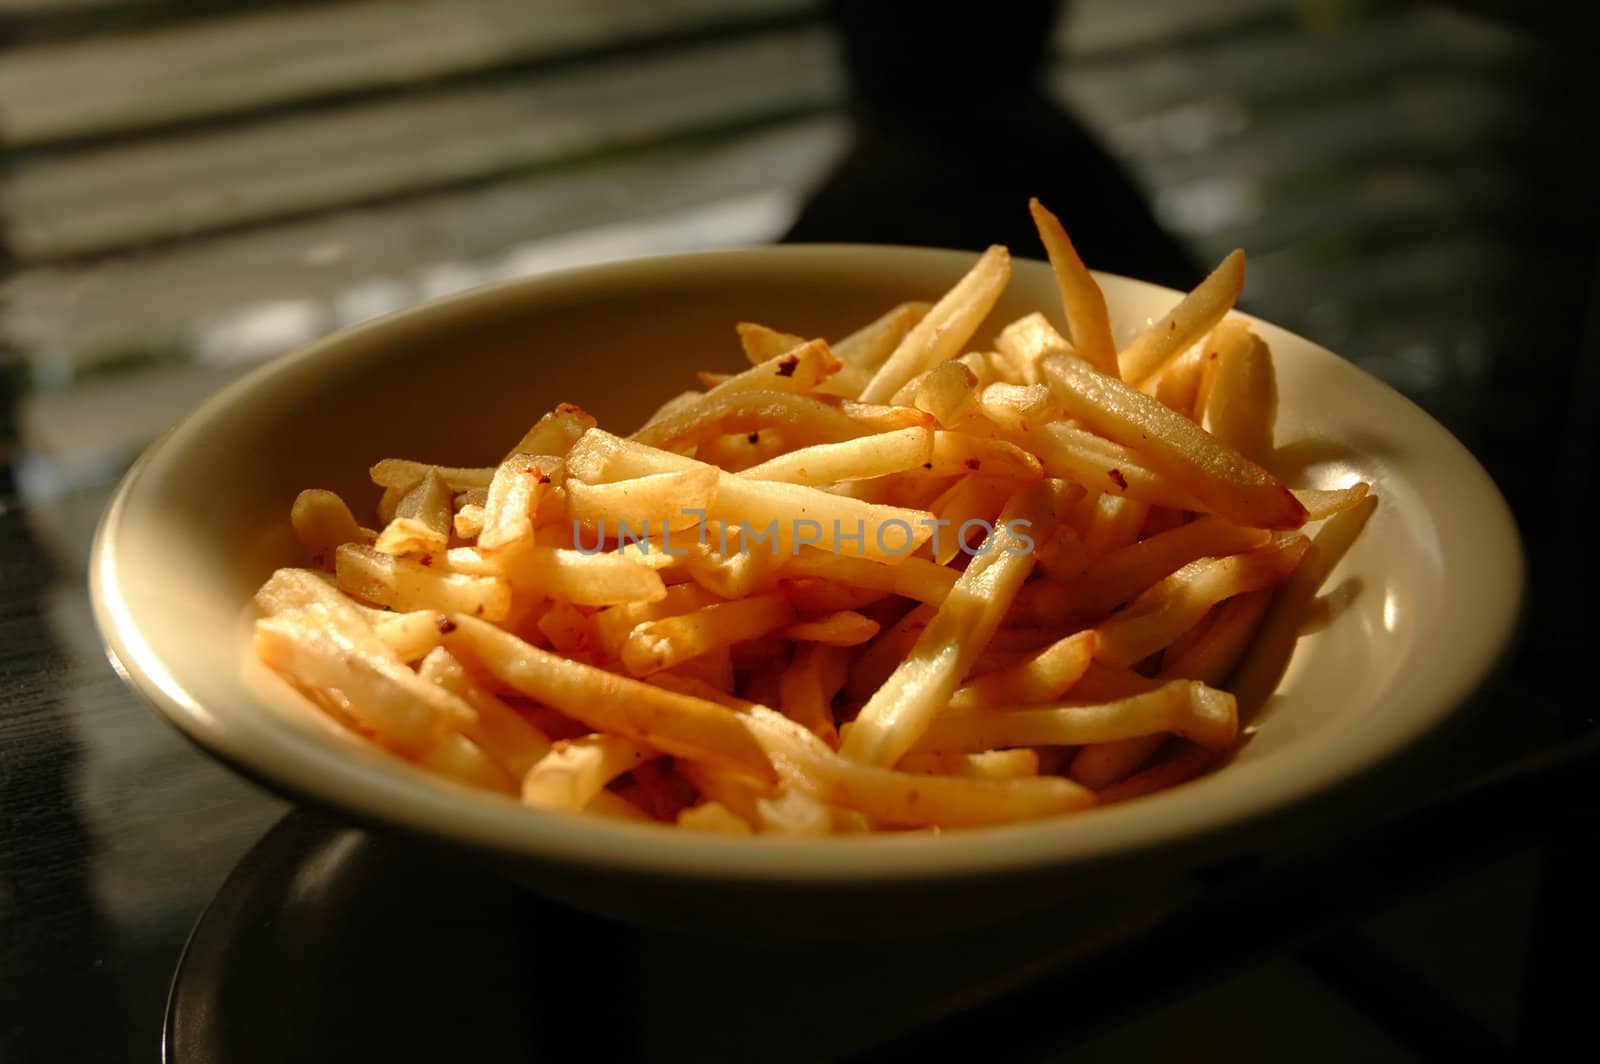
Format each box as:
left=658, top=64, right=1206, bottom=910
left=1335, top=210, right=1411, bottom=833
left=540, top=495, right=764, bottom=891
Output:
left=1118, top=249, right=1245, bottom=384
left=914, top=360, right=983, bottom=428
left=843, top=480, right=1065, bottom=767
left=927, top=475, right=1014, bottom=565
left=677, top=801, right=755, bottom=834
left=521, top=734, right=659, bottom=812
left=843, top=601, right=936, bottom=701
left=441, top=615, right=776, bottom=786
left=783, top=610, right=879, bottom=647
left=736, top=322, right=808, bottom=365
left=1042, top=353, right=1307, bottom=529
left=834, top=301, right=931, bottom=369
left=915, top=679, right=1237, bottom=753
left=1029, top=198, right=1118, bottom=377
left=1150, top=342, right=1207, bottom=414
left=745, top=705, right=1095, bottom=828
left=777, top=640, right=847, bottom=745
left=506, top=403, right=597, bottom=461
left=1096, top=746, right=1227, bottom=803
left=1002, top=421, right=1205, bottom=510
left=291, top=489, right=365, bottom=568
left=895, top=748, right=1040, bottom=779
left=453, top=503, right=486, bottom=540
left=1203, top=325, right=1275, bottom=464
left=565, top=467, right=719, bottom=532
left=337, top=543, right=511, bottom=620
left=590, top=583, right=722, bottom=660
left=995, top=311, right=1071, bottom=386
left=1069, top=589, right=1270, bottom=789
left=1056, top=515, right=1271, bottom=625
left=859, top=246, right=1011, bottom=403
left=450, top=544, right=666, bottom=607
left=737, top=426, right=934, bottom=485
left=1080, top=493, right=1150, bottom=557
left=621, top=590, right=795, bottom=676
left=370, top=459, right=495, bottom=494
left=479, top=454, right=560, bottom=556
left=1093, top=537, right=1310, bottom=668
left=374, top=467, right=453, bottom=557
left=978, top=382, right=1061, bottom=433
left=1033, top=524, right=1090, bottom=584
left=419, top=732, right=518, bottom=794
left=1293, top=483, right=1372, bottom=521
left=416, top=646, right=552, bottom=776
left=948, top=630, right=1098, bottom=710
left=568, top=430, right=934, bottom=562
left=255, top=611, right=474, bottom=757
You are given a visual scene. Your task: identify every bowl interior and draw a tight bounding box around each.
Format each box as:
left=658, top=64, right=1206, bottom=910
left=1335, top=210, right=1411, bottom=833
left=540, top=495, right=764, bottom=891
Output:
left=92, top=245, right=1521, bottom=887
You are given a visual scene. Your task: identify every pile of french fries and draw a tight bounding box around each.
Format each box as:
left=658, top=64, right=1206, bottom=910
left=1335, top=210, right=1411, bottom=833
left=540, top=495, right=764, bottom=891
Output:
left=255, top=199, right=1373, bottom=834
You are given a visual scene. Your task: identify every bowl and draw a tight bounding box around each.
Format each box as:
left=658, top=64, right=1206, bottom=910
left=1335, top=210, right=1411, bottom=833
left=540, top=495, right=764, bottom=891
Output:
left=90, top=245, right=1523, bottom=937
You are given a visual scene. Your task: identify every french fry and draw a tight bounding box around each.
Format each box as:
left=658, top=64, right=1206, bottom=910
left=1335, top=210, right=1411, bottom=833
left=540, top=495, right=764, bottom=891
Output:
left=778, top=640, right=848, bottom=745
left=632, top=341, right=842, bottom=446
left=1118, top=249, right=1246, bottom=385
left=1029, top=198, right=1118, bottom=377
left=255, top=611, right=474, bottom=757
left=1093, top=537, right=1310, bottom=668
left=441, top=615, right=776, bottom=785
left=568, top=430, right=935, bottom=562
left=843, top=480, right=1065, bottom=767
left=844, top=601, right=935, bottom=702
left=914, top=360, right=983, bottom=428
left=779, top=578, right=888, bottom=614
left=521, top=734, right=659, bottom=812
left=978, top=382, right=1060, bottom=433
left=419, top=733, right=518, bottom=794
left=535, top=600, right=591, bottom=654
left=450, top=544, right=666, bottom=607
left=479, top=454, right=560, bottom=556
left=1203, top=325, right=1276, bottom=464
left=782, top=611, right=880, bottom=647
left=1080, top=493, right=1150, bottom=557
left=621, top=590, right=795, bottom=676
left=336, top=543, right=511, bottom=620
left=291, top=489, right=366, bottom=567
left=565, top=467, right=719, bottom=531
left=1069, top=589, right=1270, bottom=789
left=678, top=801, right=754, bottom=834
left=915, top=432, right=1042, bottom=484
left=834, top=301, right=930, bottom=369
left=453, top=504, right=486, bottom=540
left=374, top=467, right=453, bottom=557
left=736, top=426, right=934, bottom=485
left=927, top=475, right=1014, bottom=565
left=590, top=582, right=722, bottom=660
left=948, top=631, right=1098, bottom=710
left=1294, top=483, right=1371, bottom=521
left=1096, top=746, right=1227, bottom=803
left=1045, top=515, right=1271, bottom=625
left=745, top=705, right=1095, bottom=828
left=737, top=322, right=808, bottom=365
left=1150, top=342, right=1207, bottom=414
left=915, top=680, right=1237, bottom=753
left=895, top=748, right=1040, bottom=779
left=1042, top=353, right=1307, bottom=529
left=1003, top=421, right=1206, bottom=510
left=416, top=646, right=553, bottom=776
left=506, top=403, right=597, bottom=461
left=370, top=459, right=495, bottom=494
left=859, top=246, right=1011, bottom=403
left=995, top=311, right=1071, bottom=386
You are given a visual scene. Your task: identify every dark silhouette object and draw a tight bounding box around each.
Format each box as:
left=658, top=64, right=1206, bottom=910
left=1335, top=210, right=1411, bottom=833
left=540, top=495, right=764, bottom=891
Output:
left=785, top=0, right=1202, bottom=290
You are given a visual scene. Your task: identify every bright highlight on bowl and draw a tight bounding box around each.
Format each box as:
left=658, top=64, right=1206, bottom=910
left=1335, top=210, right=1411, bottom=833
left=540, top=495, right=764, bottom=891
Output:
left=252, top=197, right=1376, bottom=834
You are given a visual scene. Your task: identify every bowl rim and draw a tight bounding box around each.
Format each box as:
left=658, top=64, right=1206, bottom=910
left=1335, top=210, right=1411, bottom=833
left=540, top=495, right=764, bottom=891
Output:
left=89, top=242, right=1526, bottom=885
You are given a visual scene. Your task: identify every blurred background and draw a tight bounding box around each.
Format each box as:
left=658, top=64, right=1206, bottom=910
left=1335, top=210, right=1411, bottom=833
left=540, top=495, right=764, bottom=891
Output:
left=2, top=0, right=1594, bottom=1060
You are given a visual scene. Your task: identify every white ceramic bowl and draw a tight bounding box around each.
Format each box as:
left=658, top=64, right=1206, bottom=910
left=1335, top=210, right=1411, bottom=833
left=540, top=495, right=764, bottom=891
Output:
left=90, top=245, right=1523, bottom=936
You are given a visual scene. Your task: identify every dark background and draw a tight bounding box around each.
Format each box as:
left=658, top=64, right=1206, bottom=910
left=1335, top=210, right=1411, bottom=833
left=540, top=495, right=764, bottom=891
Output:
left=3, top=1, right=1595, bottom=1059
